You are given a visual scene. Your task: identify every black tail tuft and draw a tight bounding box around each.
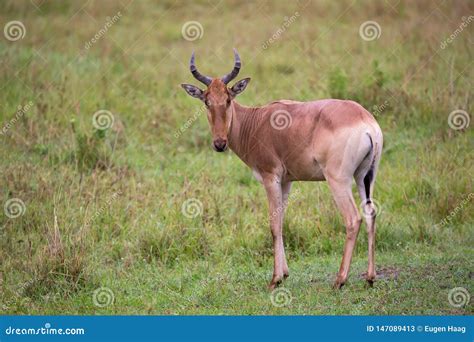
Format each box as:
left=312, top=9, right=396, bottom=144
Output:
left=363, top=169, right=373, bottom=203
left=363, top=133, right=375, bottom=203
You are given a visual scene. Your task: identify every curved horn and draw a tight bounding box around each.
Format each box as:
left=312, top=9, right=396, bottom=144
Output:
left=221, top=48, right=241, bottom=84
left=190, top=52, right=212, bottom=86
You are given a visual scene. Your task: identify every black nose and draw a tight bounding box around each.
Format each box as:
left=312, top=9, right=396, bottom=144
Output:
left=213, top=138, right=227, bottom=152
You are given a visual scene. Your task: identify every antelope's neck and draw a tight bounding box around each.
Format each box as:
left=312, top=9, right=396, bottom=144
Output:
left=228, top=101, right=260, bottom=165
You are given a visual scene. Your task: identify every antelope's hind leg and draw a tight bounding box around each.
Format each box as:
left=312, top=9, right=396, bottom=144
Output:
left=327, top=177, right=362, bottom=289
left=356, top=173, right=377, bottom=286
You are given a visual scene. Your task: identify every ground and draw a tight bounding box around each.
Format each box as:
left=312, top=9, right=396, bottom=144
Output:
left=0, top=0, right=472, bottom=315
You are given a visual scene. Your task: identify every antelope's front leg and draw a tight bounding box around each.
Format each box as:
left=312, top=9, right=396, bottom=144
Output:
left=281, top=181, right=292, bottom=278
left=263, top=175, right=287, bottom=290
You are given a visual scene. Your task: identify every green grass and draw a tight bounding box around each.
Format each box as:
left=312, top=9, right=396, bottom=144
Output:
left=0, top=0, right=473, bottom=315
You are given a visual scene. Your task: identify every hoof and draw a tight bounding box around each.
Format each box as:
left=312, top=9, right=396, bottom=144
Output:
left=333, top=275, right=346, bottom=289
left=283, top=271, right=290, bottom=279
left=268, top=276, right=284, bottom=290
left=366, top=275, right=375, bottom=287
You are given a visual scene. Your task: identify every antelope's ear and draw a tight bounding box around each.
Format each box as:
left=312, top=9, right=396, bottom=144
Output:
left=181, top=83, right=204, bottom=100
left=229, top=78, right=251, bottom=98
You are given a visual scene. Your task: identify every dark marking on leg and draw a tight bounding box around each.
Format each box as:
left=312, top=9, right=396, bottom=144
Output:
left=363, top=169, right=373, bottom=203
left=363, top=133, right=374, bottom=204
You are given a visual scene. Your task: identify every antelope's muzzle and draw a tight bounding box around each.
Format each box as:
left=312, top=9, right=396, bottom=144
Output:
left=213, top=138, right=227, bottom=152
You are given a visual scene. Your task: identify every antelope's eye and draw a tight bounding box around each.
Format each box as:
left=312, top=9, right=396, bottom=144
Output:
left=204, top=99, right=211, bottom=107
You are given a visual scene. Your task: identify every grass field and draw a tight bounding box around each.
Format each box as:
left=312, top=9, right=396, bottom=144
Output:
left=0, top=0, right=473, bottom=315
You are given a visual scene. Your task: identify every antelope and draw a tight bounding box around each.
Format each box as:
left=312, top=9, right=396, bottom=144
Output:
left=181, top=49, right=383, bottom=290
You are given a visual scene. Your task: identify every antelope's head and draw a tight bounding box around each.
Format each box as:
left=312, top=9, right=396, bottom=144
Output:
left=181, top=49, right=250, bottom=152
